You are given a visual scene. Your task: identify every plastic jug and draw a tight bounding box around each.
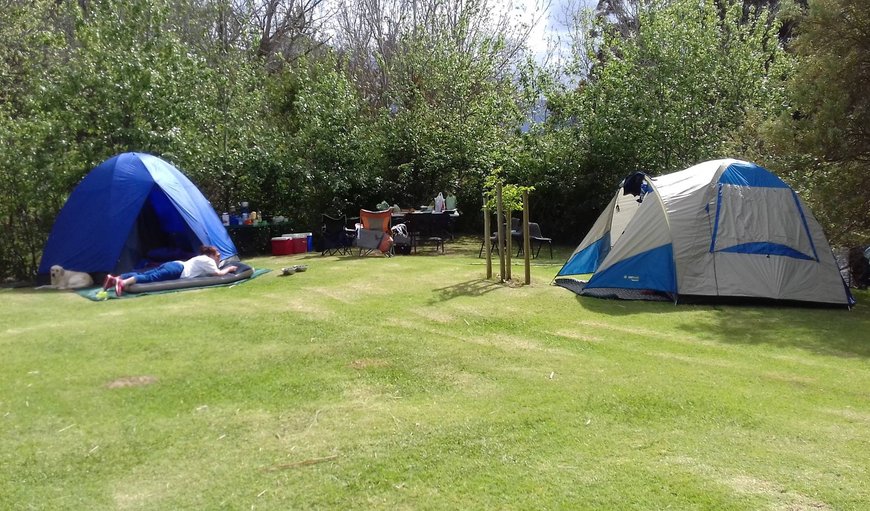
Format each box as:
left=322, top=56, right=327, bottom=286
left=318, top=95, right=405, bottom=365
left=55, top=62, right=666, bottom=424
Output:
left=445, top=195, right=457, bottom=210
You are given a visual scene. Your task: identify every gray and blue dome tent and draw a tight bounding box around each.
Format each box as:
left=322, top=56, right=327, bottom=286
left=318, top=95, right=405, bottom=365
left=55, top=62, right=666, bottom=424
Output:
left=38, top=152, right=237, bottom=279
left=555, top=159, right=854, bottom=306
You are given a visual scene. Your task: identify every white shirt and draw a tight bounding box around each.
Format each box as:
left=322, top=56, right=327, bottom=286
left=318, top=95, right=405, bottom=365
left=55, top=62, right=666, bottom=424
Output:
left=181, top=255, right=220, bottom=278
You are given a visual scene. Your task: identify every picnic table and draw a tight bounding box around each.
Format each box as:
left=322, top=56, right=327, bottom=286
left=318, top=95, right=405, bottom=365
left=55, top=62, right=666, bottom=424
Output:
left=392, top=210, right=459, bottom=253
left=226, top=222, right=292, bottom=256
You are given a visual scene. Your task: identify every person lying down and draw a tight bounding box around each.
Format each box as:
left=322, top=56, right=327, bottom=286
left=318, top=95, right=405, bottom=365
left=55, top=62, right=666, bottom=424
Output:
left=103, top=245, right=238, bottom=296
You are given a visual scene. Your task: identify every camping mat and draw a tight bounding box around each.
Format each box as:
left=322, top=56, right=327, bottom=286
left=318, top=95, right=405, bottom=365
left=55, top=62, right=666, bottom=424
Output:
left=77, top=268, right=271, bottom=301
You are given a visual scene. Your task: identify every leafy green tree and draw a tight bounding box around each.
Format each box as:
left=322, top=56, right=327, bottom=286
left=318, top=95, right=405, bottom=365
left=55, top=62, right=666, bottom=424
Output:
left=579, top=0, right=789, bottom=179
left=502, top=59, right=602, bottom=241
left=0, top=0, right=73, bottom=279
left=483, top=169, right=534, bottom=213
left=42, top=1, right=216, bottom=166
left=765, top=0, right=870, bottom=244
left=327, top=0, right=537, bottom=229
left=0, top=0, right=284, bottom=278
left=333, top=0, right=539, bottom=110
left=519, top=0, right=792, bottom=241
left=268, top=55, right=380, bottom=225
left=376, top=26, right=525, bottom=222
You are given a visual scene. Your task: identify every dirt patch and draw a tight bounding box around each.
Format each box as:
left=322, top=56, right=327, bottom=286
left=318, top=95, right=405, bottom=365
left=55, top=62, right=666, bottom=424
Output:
left=350, top=359, right=389, bottom=370
left=664, top=456, right=833, bottom=511
left=106, top=375, right=158, bottom=389
left=650, top=352, right=740, bottom=370
left=762, top=371, right=815, bottom=386
left=821, top=407, right=870, bottom=423
left=549, top=328, right=605, bottom=343
left=726, top=475, right=832, bottom=510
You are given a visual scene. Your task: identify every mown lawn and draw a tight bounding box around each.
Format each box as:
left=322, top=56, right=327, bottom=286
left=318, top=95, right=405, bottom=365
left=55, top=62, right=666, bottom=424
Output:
left=2, top=238, right=869, bottom=510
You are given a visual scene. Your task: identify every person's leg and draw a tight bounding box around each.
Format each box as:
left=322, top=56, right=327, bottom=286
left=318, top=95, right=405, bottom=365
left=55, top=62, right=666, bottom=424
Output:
left=104, top=270, right=137, bottom=290
left=102, top=274, right=117, bottom=290
left=116, top=262, right=184, bottom=295
left=130, top=261, right=184, bottom=284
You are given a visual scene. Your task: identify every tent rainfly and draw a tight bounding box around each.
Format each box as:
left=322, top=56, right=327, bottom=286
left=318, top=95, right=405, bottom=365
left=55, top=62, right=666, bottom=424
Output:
left=555, top=159, right=854, bottom=307
left=38, top=152, right=237, bottom=279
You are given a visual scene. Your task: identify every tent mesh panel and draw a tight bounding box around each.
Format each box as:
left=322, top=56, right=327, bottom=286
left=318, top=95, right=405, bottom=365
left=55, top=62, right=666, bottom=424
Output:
left=555, top=278, right=672, bottom=302
left=553, top=277, right=587, bottom=295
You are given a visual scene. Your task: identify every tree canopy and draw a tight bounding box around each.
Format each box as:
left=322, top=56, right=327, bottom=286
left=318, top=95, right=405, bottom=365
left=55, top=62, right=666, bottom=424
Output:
left=765, top=0, right=870, bottom=245
left=0, top=0, right=865, bottom=280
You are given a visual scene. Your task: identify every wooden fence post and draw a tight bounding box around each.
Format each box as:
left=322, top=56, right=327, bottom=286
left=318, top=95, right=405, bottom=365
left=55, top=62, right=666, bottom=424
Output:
left=483, top=198, right=492, bottom=279
left=523, top=190, right=531, bottom=285
left=496, top=182, right=505, bottom=282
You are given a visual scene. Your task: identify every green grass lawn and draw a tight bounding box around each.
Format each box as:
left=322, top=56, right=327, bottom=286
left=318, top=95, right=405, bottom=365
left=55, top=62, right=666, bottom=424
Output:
left=2, top=238, right=869, bottom=510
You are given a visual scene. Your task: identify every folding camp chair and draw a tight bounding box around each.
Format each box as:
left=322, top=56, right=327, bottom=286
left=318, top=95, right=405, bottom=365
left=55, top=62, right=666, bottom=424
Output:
left=355, top=209, right=393, bottom=256
left=321, top=214, right=354, bottom=256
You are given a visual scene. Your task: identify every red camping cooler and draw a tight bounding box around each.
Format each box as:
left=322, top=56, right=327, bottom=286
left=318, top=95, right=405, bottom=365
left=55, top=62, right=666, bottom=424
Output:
left=281, top=234, right=299, bottom=254
left=271, top=236, right=293, bottom=255
left=282, top=233, right=307, bottom=254
left=292, top=233, right=307, bottom=254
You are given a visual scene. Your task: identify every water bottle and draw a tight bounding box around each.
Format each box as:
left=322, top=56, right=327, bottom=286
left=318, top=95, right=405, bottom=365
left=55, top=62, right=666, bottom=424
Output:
left=221, top=212, right=230, bottom=226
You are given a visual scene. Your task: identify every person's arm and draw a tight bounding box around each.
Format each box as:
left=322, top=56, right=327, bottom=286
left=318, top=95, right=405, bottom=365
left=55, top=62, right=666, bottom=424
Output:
left=192, top=257, right=237, bottom=278
left=206, top=257, right=237, bottom=276
left=215, top=265, right=238, bottom=276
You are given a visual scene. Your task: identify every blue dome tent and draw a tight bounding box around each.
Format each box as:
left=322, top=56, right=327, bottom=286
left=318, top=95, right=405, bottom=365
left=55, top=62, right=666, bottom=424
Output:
left=38, top=152, right=237, bottom=279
